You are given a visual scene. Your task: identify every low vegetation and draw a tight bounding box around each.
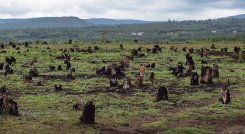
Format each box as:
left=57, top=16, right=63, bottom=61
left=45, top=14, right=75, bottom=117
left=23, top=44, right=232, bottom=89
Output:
left=0, top=41, right=244, bottom=133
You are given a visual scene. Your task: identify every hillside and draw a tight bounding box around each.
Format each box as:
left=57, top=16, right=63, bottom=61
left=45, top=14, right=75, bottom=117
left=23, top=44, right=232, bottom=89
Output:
left=0, top=14, right=245, bottom=42
left=0, top=14, right=245, bottom=30
left=0, top=17, right=151, bottom=30
left=0, top=17, right=89, bottom=29
left=1, top=18, right=245, bottom=43
left=227, top=14, right=245, bottom=19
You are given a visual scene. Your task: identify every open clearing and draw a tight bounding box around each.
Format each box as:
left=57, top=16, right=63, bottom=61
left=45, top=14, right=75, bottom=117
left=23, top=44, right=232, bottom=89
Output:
left=0, top=42, right=245, bottom=134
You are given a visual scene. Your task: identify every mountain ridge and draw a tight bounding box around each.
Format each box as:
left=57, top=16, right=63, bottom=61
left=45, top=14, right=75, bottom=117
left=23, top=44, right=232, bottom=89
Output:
left=0, top=16, right=151, bottom=29
left=0, top=14, right=245, bottom=30
left=226, top=14, right=245, bottom=19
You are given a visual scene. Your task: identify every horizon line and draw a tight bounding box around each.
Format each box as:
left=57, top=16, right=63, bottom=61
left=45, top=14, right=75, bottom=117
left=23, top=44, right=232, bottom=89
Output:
left=0, top=15, right=237, bottom=22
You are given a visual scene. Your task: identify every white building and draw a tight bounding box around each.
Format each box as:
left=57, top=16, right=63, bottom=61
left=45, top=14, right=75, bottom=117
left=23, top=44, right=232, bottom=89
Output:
left=131, top=32, right=137, bottom=36
left=131, top=32, right=144, bottom=36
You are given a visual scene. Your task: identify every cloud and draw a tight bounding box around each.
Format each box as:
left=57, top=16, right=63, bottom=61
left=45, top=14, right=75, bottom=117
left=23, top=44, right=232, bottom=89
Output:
left=0, top=0, right=244, bottom=20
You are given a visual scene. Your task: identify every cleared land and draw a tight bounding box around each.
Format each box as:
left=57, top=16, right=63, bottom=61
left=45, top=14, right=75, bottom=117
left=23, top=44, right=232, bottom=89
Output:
left=0, top=42, right=245, bottom=134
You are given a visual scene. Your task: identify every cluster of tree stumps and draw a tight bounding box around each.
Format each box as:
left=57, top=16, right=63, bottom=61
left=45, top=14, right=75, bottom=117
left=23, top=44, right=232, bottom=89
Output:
left=0, top=41, right=238, bottom=126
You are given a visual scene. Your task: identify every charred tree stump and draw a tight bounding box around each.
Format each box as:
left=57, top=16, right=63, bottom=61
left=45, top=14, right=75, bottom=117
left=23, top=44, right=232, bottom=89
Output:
left=156, top=86, right=168, bottom=101
left=190, top=72, right=199, bottom=86
left=80, top=101, right=95, bottom=124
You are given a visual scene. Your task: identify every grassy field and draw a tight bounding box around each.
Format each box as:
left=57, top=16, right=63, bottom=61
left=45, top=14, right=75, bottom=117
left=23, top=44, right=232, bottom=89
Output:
left=0, top=42, right=245, bottom=134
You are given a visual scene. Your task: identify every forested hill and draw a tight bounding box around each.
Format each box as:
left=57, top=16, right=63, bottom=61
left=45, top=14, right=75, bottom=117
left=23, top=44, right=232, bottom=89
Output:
left=0, top=15, right=245, bottom=42
left=0, top=17, right=150, bottom=30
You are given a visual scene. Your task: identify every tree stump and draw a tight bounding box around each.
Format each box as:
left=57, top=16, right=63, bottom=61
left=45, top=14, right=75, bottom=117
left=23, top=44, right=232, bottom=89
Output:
left=149, top=72, right=155, bottom=84
left=80, top=101, right=95, bottom=124
left=219, top=89, right=231, bottom=104
left=122, top=77, right=132, bottom=90
left=156, top=86, right=168, bottom=101
left=191, top=72, right=199, bottom=86
left=73, top=95, right=83, bottom=110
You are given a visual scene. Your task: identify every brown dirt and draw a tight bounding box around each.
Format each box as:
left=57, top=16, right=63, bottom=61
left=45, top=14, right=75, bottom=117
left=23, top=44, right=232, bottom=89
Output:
left=164, top=116, right=245, bottom=133
left=213, top=116, right=245, bottom=134
left=100, top=89, right=245, bottom=134
left=208, top=51, right=239, bottom=60
left=38, top=74, right=97, bottom=81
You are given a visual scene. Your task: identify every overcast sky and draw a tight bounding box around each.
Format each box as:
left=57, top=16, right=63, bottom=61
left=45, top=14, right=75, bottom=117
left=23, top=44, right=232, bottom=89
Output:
left=0, top=0, right=244, bottom=20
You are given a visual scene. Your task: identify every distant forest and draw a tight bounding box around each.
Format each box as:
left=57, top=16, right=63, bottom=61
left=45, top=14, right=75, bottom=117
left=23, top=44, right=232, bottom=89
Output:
left=1, top=18, right=245, bottom=43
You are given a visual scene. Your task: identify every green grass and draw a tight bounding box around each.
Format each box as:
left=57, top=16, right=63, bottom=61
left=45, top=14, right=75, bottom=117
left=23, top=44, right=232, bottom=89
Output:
left=0, top=41, right=244, bottom=133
